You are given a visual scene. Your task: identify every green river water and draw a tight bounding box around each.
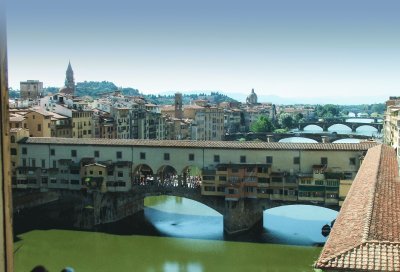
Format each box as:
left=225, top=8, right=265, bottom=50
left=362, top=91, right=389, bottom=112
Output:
left=14, top=196, right=334, bottom=272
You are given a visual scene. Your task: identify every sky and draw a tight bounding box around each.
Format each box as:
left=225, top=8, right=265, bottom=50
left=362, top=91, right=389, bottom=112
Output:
left=5, top=0, right=400, bottom=103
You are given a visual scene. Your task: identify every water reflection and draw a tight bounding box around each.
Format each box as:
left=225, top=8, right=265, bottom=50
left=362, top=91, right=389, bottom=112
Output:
left=332, top=138, right=361, bottom=143
left=279, top=137, right=318, bottom=143
left=144, top=196, right=338, bottom=246
left=14, top=196, right=328, bottom=272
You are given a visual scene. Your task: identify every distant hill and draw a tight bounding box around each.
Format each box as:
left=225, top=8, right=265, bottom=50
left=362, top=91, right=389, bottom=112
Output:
left=76, top=81, right=140, bottom=97
left=43, top=81, right=140, bottom=98
left=144, top=91, right=238, bottom=105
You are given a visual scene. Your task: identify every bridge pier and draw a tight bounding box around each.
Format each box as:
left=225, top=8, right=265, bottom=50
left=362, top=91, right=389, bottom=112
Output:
left=75, top=191, right=145, bottom=229
left=223, top=199, right=263, bottom=235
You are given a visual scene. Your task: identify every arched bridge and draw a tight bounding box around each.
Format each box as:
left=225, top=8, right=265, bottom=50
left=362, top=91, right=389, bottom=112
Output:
left=299, top=121, right=382, bottom=133
left=14, top=183, right=339, bottom=235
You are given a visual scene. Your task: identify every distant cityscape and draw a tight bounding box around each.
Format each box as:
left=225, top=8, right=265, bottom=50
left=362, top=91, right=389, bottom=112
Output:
left=8, top=62, right=400, bottom=272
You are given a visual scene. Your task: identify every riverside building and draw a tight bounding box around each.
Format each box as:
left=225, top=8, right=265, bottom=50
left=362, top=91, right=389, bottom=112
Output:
left=14, top=137, right=375, bottom=207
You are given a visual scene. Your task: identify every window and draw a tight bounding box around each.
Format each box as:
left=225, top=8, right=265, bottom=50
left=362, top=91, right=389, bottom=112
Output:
left=266, top=156, right=273, bottom=164
left=272, top=177, right=283, bottom=183
left=140, top=152, right=146, bottom=160
left=50, top=149, right=55, bottom=156
left=11, top=135, right=15, bottom=143
left=321, top=157, right=328, bottom=165
left=258, top=177, right=269, bottom=183
left=118, top=171, right=123, bottom=177
left=37, top=124, right=41, bottom=131
left=189, top=153, right=194, bottom=161
left=164, top=153, right=170, bottom=160
left=219, top=176, right=227, bottom=181
left=42, top=177, right=48, bottom=184
left=240, top=156, right=246, bottom=163
left=89, top=170, right=93, bottom=175
left=22, top=147, right=27, bottom=155
left=52, top=160, right=56, bottom=168
left=31, top=159, right=36, bottom=167
left=71, top=150, right=77, bottom=157
left=214, top=155, right=220, bottom=163
left=116, top=151, right=122, bottom=159
left=349, top=158, right=356, bottom=165
left=94, top=151, right=99, bottom=157
left=344, top=172, right=353, bottom=179
left=22, top=158, right=26, bottom=167
left=204, top=186, right=215, bottom=192
left=293, top=157, right=300, bottom=164
left=10, top=148, right=17, bottom=155
left=41, top=159, right=45, bottom=168
left=99, top=171, right=103, bottom=175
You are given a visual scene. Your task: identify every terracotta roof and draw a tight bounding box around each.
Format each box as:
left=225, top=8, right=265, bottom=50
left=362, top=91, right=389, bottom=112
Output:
left=20, top=137, right=377, bottom=151
left=315, top=144, right=400, bottom=271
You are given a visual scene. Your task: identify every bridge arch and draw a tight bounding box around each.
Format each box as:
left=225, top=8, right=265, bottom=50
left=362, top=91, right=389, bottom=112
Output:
left=144, top=195, right=223, bottom=216
left=355, top=125, right=378, bottom=133
left=278, top=137, right=318, bottom=143
left=133, top=164, right=154, bottom=185
left=303, top=124, right=323, bottom=131
left=156, top=165, right=178, bottom=186
left=181, top=165, right=202, bottom=189
left=327, top=124, right=352, bottom=132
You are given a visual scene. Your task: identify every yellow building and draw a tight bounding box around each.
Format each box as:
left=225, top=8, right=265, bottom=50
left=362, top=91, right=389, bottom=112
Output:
left=10, top=128, right=29, bottom=185
left=72, top=110, right=93, bottom=138
left=24, top=108, right=52, bottom=137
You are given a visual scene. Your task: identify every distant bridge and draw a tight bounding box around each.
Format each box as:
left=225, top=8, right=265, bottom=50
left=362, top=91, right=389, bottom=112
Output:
left=299, top=120, right=383, bottom=133
left=224, top=132, right=372, bottom=143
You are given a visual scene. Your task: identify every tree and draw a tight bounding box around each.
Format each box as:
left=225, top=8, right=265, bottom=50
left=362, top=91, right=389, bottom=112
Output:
left=278, top=113, right=294, bottom=129
left=315, top=104, right=340, bottom=118
left=250, top=116, right=274, bottom=133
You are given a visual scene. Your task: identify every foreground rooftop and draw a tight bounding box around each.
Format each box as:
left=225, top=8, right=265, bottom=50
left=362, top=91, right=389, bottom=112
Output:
left=19, top=137, right=378, bottom=151
left=315, top=144, right=400, bottom=271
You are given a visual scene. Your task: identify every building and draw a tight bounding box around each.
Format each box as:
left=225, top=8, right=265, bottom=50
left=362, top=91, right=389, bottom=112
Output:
left=246, top=88, right=258, bottom=105
left=20, top=80, right=43, bottom=101
left=59, top=61, right=76, bottom=95
left=383, top=97, right=400, bottom=161
left=191, top=106, right=225, bottom=141
left=14, top=138, right=375, bottom=207
left=23, top=108, right=52, bottom=137
left=10, top=128, right=29, bottom=185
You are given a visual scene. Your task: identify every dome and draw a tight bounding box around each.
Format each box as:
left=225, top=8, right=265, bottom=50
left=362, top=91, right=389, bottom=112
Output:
left=59, top=86, right=74, bottom=95
left=246, top=88, right=258, bottom=105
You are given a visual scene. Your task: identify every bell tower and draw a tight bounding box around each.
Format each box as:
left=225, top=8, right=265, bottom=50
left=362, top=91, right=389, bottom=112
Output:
left=65, top=61, right=75, bottom=94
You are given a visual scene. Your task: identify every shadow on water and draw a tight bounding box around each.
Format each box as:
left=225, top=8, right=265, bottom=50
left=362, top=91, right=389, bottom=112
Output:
left=13, top=197, right=337, bottom=248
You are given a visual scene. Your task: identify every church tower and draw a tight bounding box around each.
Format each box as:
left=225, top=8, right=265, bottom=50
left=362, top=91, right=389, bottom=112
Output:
left=174, top=92, right=183, bottom=119
left=59, top=61, right=76, bottom=95
left=65, top=61, right=75, bottom=90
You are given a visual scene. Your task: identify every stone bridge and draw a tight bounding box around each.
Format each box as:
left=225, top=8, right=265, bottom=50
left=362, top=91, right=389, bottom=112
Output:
left=299, top=121, right=383, bottom=133
left=13, top=186, right=339, bottom=235
left=224, top=132, right=372, bottom=143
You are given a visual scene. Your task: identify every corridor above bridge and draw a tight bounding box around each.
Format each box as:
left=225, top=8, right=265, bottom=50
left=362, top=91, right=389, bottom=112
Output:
left=315, top=144, right=400, bottom=271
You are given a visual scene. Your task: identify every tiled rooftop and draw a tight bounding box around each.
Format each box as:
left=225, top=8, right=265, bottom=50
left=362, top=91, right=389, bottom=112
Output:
left=20, top=137, right=378, bottom=151
left=315, top=144, right=400, bottom=271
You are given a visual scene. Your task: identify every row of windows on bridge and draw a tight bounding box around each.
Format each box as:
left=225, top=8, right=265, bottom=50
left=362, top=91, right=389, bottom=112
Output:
left=17, top=147, right=357, bottom=168
left=14, top=178, right=128, bottom=187
left=203, top=186, right=338, bottom=198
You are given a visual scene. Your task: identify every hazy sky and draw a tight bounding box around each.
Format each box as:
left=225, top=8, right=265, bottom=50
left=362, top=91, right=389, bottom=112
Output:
left=6, top=0, right=400, bottom=101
